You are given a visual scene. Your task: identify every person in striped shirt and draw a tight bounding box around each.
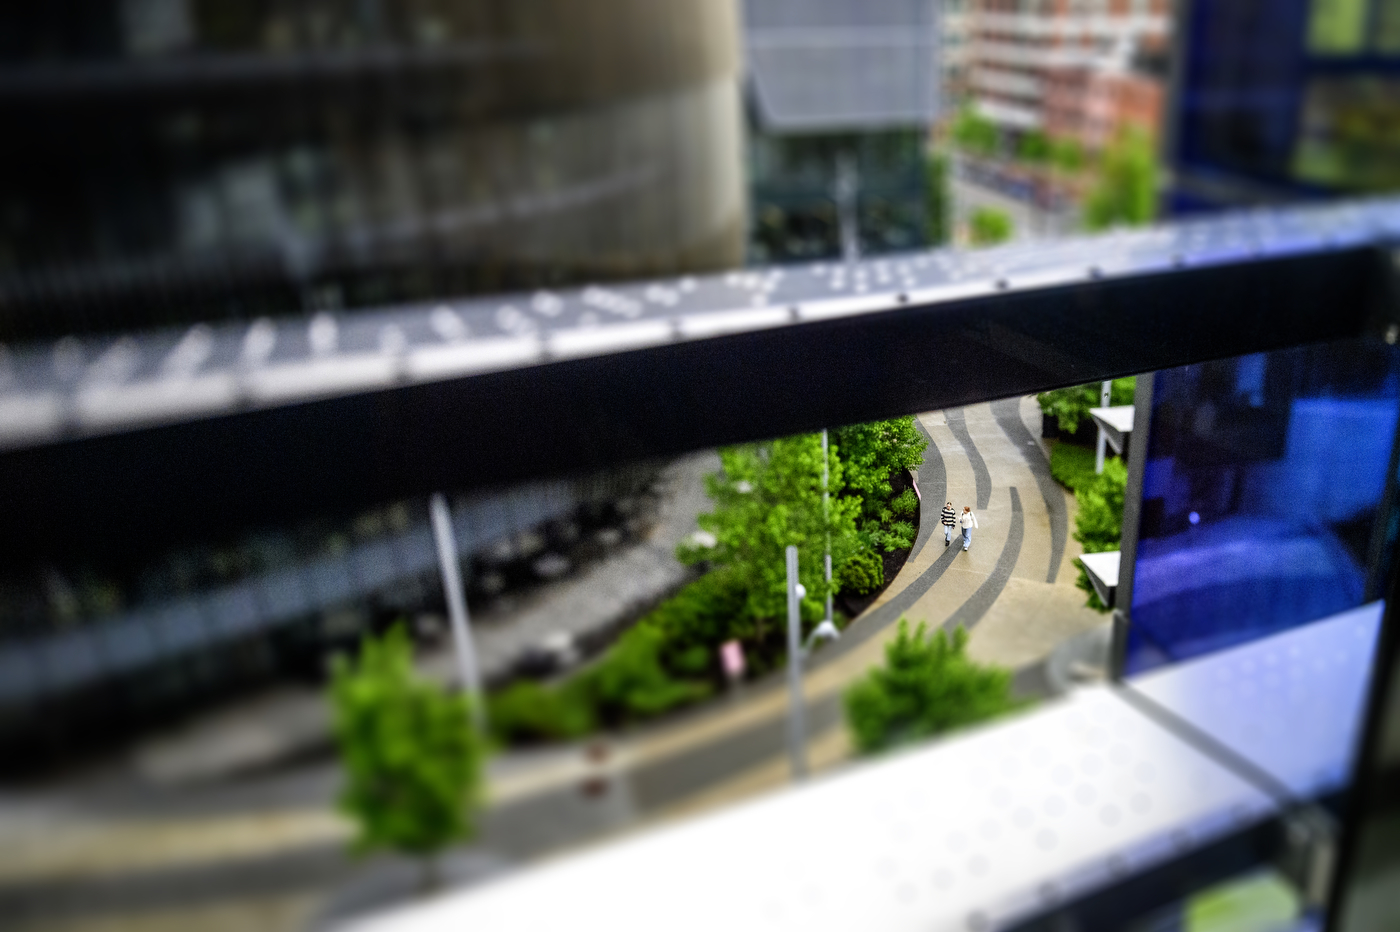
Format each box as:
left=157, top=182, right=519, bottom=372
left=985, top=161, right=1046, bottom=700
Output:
left=941, top=501, right=957, bottom=546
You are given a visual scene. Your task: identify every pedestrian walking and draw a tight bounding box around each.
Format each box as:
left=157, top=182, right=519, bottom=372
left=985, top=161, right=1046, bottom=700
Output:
left=941, top=501, right=957, bottom=546
left=959, top=505, right=979, bottom=551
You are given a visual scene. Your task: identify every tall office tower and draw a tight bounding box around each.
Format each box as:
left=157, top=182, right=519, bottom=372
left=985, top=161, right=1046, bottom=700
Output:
left=0, top=1, right=745, bottom=766
left=0, top=1, right=746, bottom=341
left=968, top=0, right=1169, bottom=151
left=742, top=0, right=939, bottom=263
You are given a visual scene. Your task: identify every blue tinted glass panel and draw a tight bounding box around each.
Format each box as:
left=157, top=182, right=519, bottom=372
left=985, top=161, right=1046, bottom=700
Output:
left=1125, top=340, right=1400, bottom=675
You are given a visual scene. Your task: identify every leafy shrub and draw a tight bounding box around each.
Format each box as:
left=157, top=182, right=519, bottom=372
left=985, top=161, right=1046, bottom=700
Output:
left=330, top=625, right=486, bottom=864
left=581, top=624, right=710, bottom=722
left=952, top=106, right=998, bottom=158
left=1073, top=457, right=1128, bottom=612
left=1084, top=127, right=1158, bottom=232
left=1018, top=129, right=1051, bottom=164
left=1049, top=441, right=1103, bottom=493
left=882, top=520, right=916, bottom=552
left=489, top=680, right=595, bottom=744
left=1037, top=377, right=1135, bottom=435
left=890, top=488, right=919, bottom=518
left=845, top=620, right=1022, bottom=755
left=839, top=549, right=884, bottom=595
left=969, top=207, right=1013, bottom=246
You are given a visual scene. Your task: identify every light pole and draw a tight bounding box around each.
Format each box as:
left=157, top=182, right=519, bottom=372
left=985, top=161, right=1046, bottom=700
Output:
left=785, top=545, right=807, bottom=780
left=822, top=429, right=833, bottom=628
left=1094, top=380, right=1112, bottom=474
left=429, top=493, right=485, bottom=732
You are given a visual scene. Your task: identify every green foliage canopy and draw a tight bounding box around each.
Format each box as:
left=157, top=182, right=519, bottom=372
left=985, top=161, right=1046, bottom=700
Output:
left=682, top=433, right=862, bottom=625
left=1049, top=136, right=1086, bottom=173
left=1018, top=130, right=1052, bottom=164
left=845, top=620, right=1022, bottom=755
left=952, top=106, right=999, bottom=158
left=1084, top=128, right=1158, bottom=231
left=1074, top=457, right=1127, bottom=612
left=330, top=625, right=486, bottom=859
left=969, top=206, right=1013, bottom=246
left=838, top=549, right=884, bottom=596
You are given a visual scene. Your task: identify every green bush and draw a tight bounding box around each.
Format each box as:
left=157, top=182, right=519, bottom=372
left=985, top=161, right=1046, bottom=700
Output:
left=1050, top=136, right=1086, bottom=173
left=890, top=488, right=919, bottom=518
left=1073, top=457, right=1128, bottom=612
left=952, top=106, right=999, bottom=158
left=884, top=520, right=915, bottom=552
left=845, top=620, right=1022, bottom=755
left=1049, top=441, right=1104, bottom=493
left=839, top=549, right=884, bottom=595
left=1037, top=377, right=1135, bottom=435
left=1084, top=127, right=1158, bottom=232
left=969, top=207, right=1013, bottom=246
left=330, top=625, right=487, bottom=871
left=581, top=624, right=710, bottom=723
left=489, top=680, right=595, bottom=744
left=1018, top=130, right=1052, bottom=164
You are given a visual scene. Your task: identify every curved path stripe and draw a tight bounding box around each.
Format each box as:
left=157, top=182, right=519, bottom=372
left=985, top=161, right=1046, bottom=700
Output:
left=942, top=486, right=1025, bottom=631
left=813, top=413, right=989, bottom=670
left=907, top=418, right=945, bottom=563
left=945, top=407, right=991, bottom=510
left=989, top=398, right=1067, bottom=584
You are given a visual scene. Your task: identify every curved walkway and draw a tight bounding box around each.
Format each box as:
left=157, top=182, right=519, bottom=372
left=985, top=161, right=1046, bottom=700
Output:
left=618, top=397, right=1104, bottom=821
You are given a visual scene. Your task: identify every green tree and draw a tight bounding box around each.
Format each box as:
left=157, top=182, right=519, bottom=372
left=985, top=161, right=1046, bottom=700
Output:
left=1084, top=128, right=1158, bottom=231
left=1037, top=377, right=1136, bottom=435
left=330, top=625, right=486, bottom=889
left=1018, top=129, right=1052, bottom=164
left=952, top=106, right=999, bottom=158
left=1050, top=136, right=1086, bottom=174
left=1074, top=457, right=1128, bottom=612
left=969, top=206, right=1013, bottom=246
left=845, top=619, right=1022, bottom=755
left=925, top=152, right=952, bottom=246
left=832, top=416, right=928, bottom=549
left=681, top=433, right=863, bottom=634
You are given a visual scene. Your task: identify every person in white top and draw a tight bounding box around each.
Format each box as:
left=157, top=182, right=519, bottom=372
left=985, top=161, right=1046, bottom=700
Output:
left=958, top=505, right=978, bottom=552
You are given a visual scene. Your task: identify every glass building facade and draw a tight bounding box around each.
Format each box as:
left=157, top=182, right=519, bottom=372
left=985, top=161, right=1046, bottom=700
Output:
left=1170, top=0, right=1400, bottom=211
left=0, top=1, right=746, bottom=340
left=0, top=0, right=746, bottom=767
left=1125, top=340, right=1400, bottom=674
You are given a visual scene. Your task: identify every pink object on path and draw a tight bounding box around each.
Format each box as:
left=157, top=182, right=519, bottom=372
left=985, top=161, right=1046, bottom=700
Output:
left=720, top=639, right=746, bottom=680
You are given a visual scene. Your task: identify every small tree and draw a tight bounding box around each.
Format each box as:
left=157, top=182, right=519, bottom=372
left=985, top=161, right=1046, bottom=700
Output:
left=681, top=433, right=862, bottom=636
left=969, top=206, right=1013, bottom=246
left=845, top=619, right=1022, bottom=755
left=1074, top=457, right=1128, bottom=612
left=1084, top=127, right=1158, bottom=231
left=952, top=106, right=999, bottom=158
left=1049, top=136, right=1086, bottom=174
left=330, top=625, right=486, bottom=890
left=832, top=416, right=928, bottom=551
left=1018, top=129, right=1052, bottom=164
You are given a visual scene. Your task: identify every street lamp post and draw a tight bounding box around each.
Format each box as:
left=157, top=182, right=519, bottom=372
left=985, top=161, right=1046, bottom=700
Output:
left=785, top=545, right=807, bottom=780
left=1094, top=380, right=1112, bottom=474
left=822, top=428, right=833, bottom=628
left=429, top=493, right=486, bottom=732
